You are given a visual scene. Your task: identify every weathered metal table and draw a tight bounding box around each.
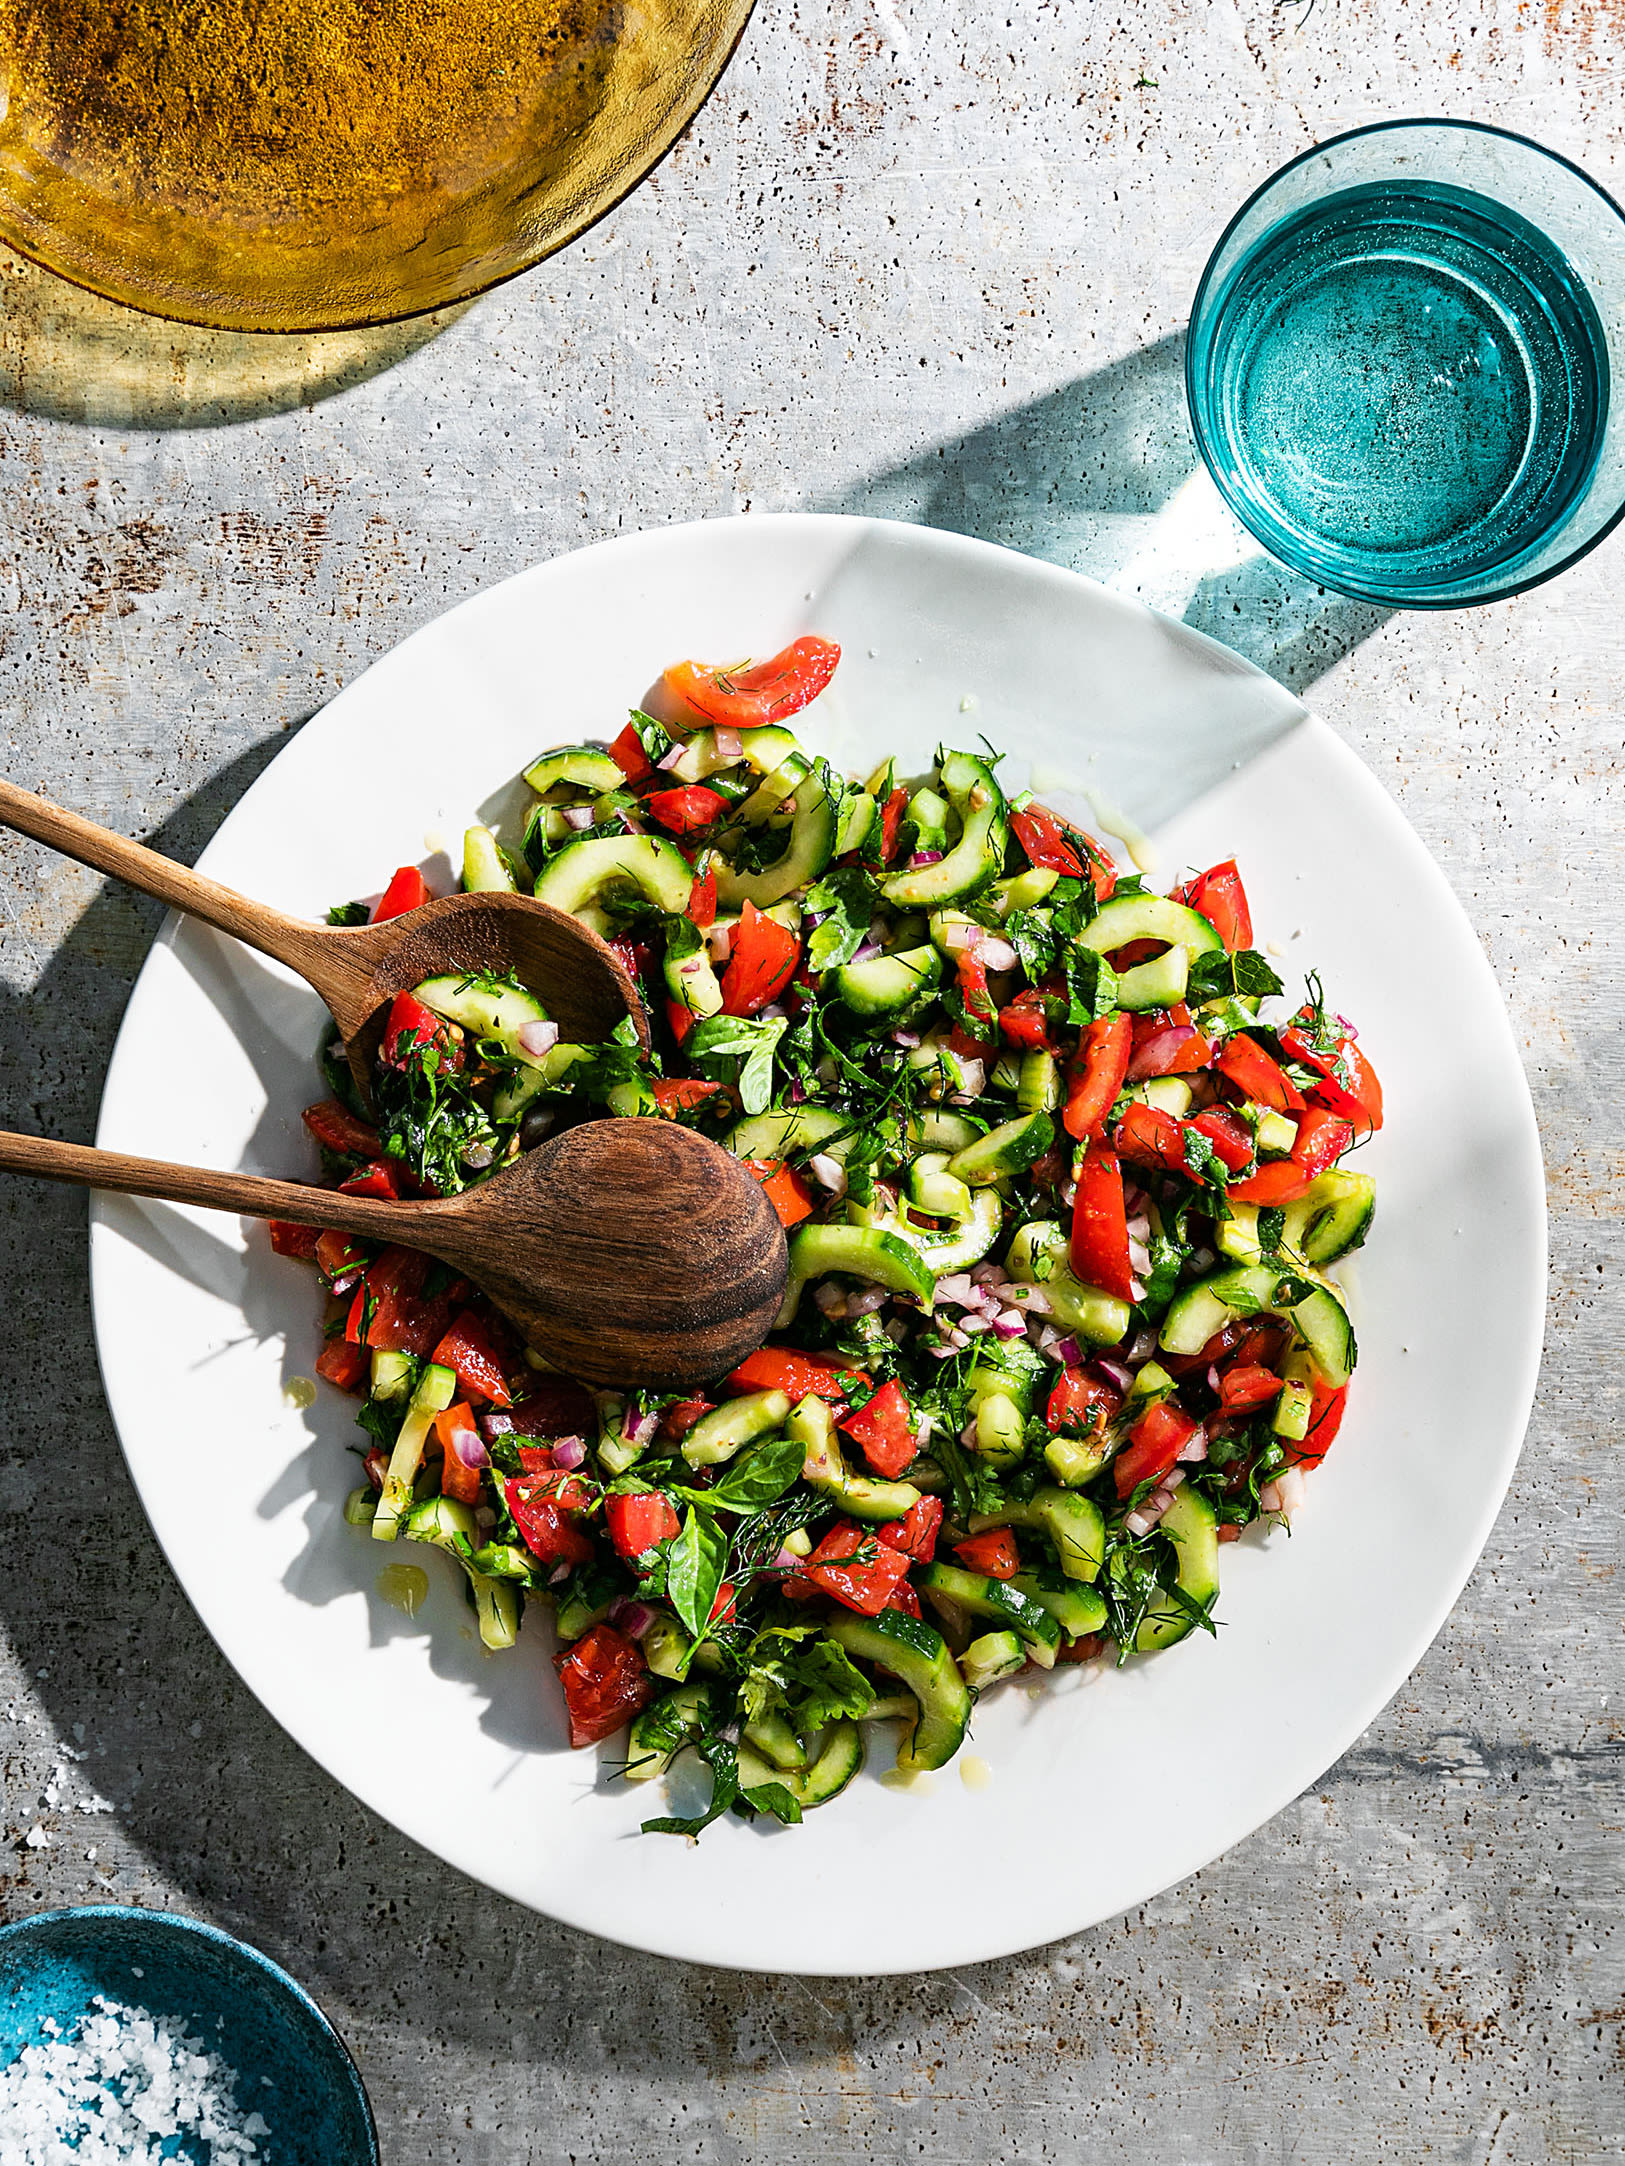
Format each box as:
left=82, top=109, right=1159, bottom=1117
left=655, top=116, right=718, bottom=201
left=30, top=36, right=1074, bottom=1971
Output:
left=0, top=5, right=1618, bottom=2159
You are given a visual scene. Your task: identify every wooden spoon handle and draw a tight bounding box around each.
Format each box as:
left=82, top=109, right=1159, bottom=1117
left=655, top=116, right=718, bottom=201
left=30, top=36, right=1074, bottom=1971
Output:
left=0, top=1128, right=446, bottom=1248
left=0, top=777, right=318, bottom=974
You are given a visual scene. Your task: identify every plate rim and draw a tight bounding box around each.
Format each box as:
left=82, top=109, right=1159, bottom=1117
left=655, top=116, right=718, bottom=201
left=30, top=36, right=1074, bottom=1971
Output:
left=88, top=511, right=1548, bottom=1972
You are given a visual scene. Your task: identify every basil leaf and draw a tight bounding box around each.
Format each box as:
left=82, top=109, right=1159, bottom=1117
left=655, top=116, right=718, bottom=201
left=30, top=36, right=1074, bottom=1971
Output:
left=665, top=1507, right=729, bottom=1640
left=629, top=708, right=677, bottom=765
left=805, top=866, right=879, bottom=974
left=642, top=1733, right=740, bottom=1838
left=741, top=1780, right=803, bottom=1826
left=1186, top=947, right=1285, bottom=1005
left=707, top=1431, right=807, bottom=1514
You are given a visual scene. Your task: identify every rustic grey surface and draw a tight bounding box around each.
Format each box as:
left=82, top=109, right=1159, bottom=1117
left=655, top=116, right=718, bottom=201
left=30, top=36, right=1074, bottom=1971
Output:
left=0, top=3, right=1621, bottom=2160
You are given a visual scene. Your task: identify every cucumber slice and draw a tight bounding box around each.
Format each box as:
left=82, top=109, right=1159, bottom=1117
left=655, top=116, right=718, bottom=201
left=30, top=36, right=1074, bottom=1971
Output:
left=776, top=1221, right=938, bottom=1327
left=663, top=922, right=724, bottom=1024
left=1010, top=1571, right=1108, bottom=1638
left=726, top=1106, right=850, bottom=1161
left=1017, top=1050, right=1061, bottom=1115
left=668, top=724, right=802, bottom=783
left=532, top=833, right=694, bottom=918
left=413, top=971, right=548, bottom=1045
left=832, top=944, right=943, bottom=1018
left=373, top=1362, right=457, bottom=1541
left=1159, top=1264, right=1356, bottom=1387
left=1131, top=1485, right=1219, bottom=1653
left=960, top=1630, right=1026, bottom=1691
left=972, top=1392, right=1026, bottom=1468
left=790, top=1393, right=920, bottom=1522
left=1115, top=944, right=1190, bottom=1013
left=1077, top=894, right=1224, bottom=958
left=522, top=745, right=625, bottom=796
left=946, top=1111, right=1053, bottom=1187
left=1296, top=1170, right=1376, bottom=1263
left=625, top=1682, right=714, bottom=1781
left=715, top=767, right=838, bottom=909
left=966, top=1335, right=1047, bottom=1417
left=908, top=1154, right=975, bottom=1220
left=681, top=1389, right=791, bottom=1468
left=916, top=1563, right=1062, bottom=1667
left=736, top=1719, right=865, bottom=1809
left=970, top=1487, right=1105, bottom=1582
left=835, top=790, right=880, bottom=857
left=735, top=753, right=811, bottom=826
left=848, top=1188, right=1004, bottom=1276
left=827, top=1611, right=973, bottom=1773
left=987, top=866, right=1058, bottom=915
left=907, top=1109, right=983, bottom=1154
left=741, top=1711, right=808, bottom=1772
left=1003, top=1221, right=1133, bottom=1346
left=881, top=751, right=1009, bottom=909
left=402, top=1495, right=522, bottom=1649
left=369, top=1347, right=413, bottom=1402
left=1255, top=1108, right=1300, bottom=1157
left=462, top=825, right=519, bottom=895
left=906, top=786, right=952, bottom=851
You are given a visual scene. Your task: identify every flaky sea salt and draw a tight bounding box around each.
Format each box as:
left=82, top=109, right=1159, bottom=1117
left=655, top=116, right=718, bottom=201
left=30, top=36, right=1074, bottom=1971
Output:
left=0, top=1995, right=270, bottom=2164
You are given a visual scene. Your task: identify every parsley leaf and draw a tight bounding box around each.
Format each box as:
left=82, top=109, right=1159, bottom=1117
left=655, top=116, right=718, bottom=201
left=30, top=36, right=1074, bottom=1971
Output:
left=1062, top=946, right=1120, bottom=1025
left=805, top=867, right=880, bottom=974
left=326, top=900, right=371, bottom=927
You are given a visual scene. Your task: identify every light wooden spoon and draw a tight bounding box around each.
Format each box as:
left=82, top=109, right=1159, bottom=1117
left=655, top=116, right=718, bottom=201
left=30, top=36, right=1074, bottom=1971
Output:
left=0, top=778, right=650, bottom=1094
left=0, top=1120, right=787, bottom=1391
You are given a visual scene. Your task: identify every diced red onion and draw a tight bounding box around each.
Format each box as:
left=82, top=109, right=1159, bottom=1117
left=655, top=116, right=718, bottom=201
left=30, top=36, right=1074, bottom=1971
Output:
left=610, top=1597, right=658, bottom=1637
left=772, top=1545, right=803, bottom=1572
left=451, top=1427, right=491, bottom=1471
left=813, top=1280, right=848, bottom=1318
left=1060, top=1180, right=1077, bottom=1207
left=940, top=919, right=977, bottom=955
left=953, top=1058, right=986, bottom=1099
left=847, top=1285, right=891, bottom=1317
left=713, top=724, right=744, bottom=760
left=364, top=1445, right=387, bottom=1489
left=909, top=849, right=945, bottom=867
left=562, top=804, right=595, bottom=830
left=959, top=1417, right=980, bottom=1447
left=551, top=1434, right=588, bottom=1471
left=945, top=1326, right=970, bottom=1350
left=1050, top=1335, right=1081, bottom=1367
left=1124, top=1509, right=1155, bottom=1537
left=787, top=1077, right=807, bottom=1104
left=1163, top=1467, right=1187, bottom=1491
left=991, top=1312, right=1027, bottom=1339
left=850, top=938, right=883, bottom=964
left=808, top=1152, right=846, bottom=1195
left=1037, top=1324, right=1064, bottom=1356
left=1128, top=1329, right=1159, bottom=1363
left=1126, top=1026, right=1196, bottom=1082
left=934, top=1272, right=974, bottom=1309
left=706, top=923, right=733, bottom=961
left=977, top=935, right=1019, bottom=973
left=517, top=1019, right=560, bottom=1059
left=328, top=1267, right=364, bottom=1295
left=626, top=1409, right=660, bottom=1451
left=1127, top=1236, right=1152, bottom=1277
left=656, top=740, right=687, bottom=771
left=1005, top=1283, right=1053, bottom=1316
left=970, top=1262, right=1004, bottom=1285
left=1095, top=1355, right=1134, bottom=1393
left=926, top=1342, right=955, bottom=1360
left=549, top=1561, right=573, bottom=1585
left=478, top=1410, right=515, bottom=1440
left=1206, top=1364, right=1222, bottom=1394
left=1176, top=1428, right=1208, bottom=1463
left=891, top=1026, right=922, bottom=1048
left=960, top=1313, right=992, bottom=1336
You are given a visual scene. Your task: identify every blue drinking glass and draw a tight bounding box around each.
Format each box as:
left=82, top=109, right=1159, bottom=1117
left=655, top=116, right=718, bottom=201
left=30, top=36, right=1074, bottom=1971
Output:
left=1186, top=120, right=1625, bottom=607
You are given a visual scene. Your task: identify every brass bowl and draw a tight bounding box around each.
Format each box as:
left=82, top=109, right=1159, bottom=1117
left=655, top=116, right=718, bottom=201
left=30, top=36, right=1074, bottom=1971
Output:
left=0, top=0, right=755, bottom=332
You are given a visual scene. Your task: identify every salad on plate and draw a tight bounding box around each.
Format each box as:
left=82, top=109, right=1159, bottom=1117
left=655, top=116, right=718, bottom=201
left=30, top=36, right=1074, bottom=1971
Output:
left=267, top=634, right=1382, bottom=1836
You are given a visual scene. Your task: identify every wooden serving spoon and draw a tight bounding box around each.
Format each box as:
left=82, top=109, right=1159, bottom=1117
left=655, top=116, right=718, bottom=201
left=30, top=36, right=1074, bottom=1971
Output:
left=0, top=1120, right=787, bottom=1391
left=0, top=778, right=650, bottom=1094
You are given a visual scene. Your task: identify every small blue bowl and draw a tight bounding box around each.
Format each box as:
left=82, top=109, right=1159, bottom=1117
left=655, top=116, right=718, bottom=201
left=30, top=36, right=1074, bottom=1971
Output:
left=0, top=1906, right=378, bottom=2165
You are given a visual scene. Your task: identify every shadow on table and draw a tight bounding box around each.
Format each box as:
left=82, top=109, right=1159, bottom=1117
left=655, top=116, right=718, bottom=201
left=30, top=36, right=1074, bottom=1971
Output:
left=819, top=332, right=1393, bottom=698
left=0, top=242, right=464, bottom=430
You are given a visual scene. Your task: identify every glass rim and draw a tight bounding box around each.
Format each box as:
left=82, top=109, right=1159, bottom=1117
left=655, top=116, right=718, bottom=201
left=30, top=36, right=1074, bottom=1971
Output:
left=1185, top=116, right=1625, bottom=609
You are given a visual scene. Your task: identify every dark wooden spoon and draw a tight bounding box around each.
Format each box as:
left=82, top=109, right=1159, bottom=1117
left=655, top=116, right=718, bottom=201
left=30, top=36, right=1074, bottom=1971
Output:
left=0, top=778, right=650, bottom=1095
left=0, top=1120, right=787, bottom=1390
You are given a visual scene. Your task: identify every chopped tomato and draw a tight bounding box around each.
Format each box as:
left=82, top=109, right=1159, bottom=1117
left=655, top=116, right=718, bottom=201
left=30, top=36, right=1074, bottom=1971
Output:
left=1292, top=1105, right=1355, bottom=1178
left=658, top=1397, right=712, bottom=1441
left=345, top=1246, right=449, bottom=1357
left=663, top=635, right=840, bottom=728
left=687, top=860, right=718, bottom=928
left=1070, top=1144, right=1134, bottom=1303
left=1172, top=859, right=1252, bottom=951
left=726, top=1348, right=868, bottom=1405
left=839, top=1378, right=916, bottom=1479
left=604, top=1489, right=681, bottom=1560
left=710, top=1579, right=739, bottom=1628
left=1189, top=1106, right=1254, bottom=1174
left=650, top=1077, right=726, bottom=1117
left=1280, top=1013, right=1385, bottom=1136
left=645, top=784, right=729, bottom=837
left=434, top=1404, right=484, bottom=1503
left=372, top=865, right=430, bottom=922
left=802, top=1519, right=912, bottom=1616
left=301, top=1099, right=381, bottom=1160
left=1129, top=1003, right=1214, bottom=1078
left=506, top=1470, right=594, bottom=1566
left=1287, top=1377, right=1347, bottom=1467
left=608, top=721, right=654, bottom=782
left=380, top=991, right=459, bottom=1068
left=1057, top=1632, right=1106, bottom=1663
left=664, top=996, right=696, bottom=1048
left=430, top=1309, right=514, bottom=1408
left=952, top=952, right=997, bottom=1037
left=743, top=1158, right=817, bottom=1229
left=885, top=1579, right=923, bottom=1620
left=878, top=785, right=909, bottom=866
left=609, top=932, right=656, bottom=987
left=267, top=1220, right=321, bottom=1261
left=499, top=1374, right=597, bottom=1438
left=338, top=1159, right=406, bottom=1200
left=315, top=1227, right=369, bottom=1289
left=953, top=1526, right=1020, bottom=1579
left=877, top=1495, right=943, bottom=1562
left=1063, top=1012, right=1132, bottom=1140
left=998, top=988, right=1055, bottom=1051
left=553, top=1624, right=654, bottom=1748
left=1216, top=1364, right=1284, bottom=1414
left=315, top=1338, right=369, bottom=1392
left=719, top=899, right=799, bottom=1016
left=1215, top=1033, right=1305, bottom=1113
left=1225, top=1160, right=1311, bottom=1205
left=1114, top=1400, right=1200, bottom=1498
left=1046, top=1365, right=1121, bottom=1437
left=1112, top=1102, right=1190, bottom=1174
left=1010, top=802, right=1085, bottom=878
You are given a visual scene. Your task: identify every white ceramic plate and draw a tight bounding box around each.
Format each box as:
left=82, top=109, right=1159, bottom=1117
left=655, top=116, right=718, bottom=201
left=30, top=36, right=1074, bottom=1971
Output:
left=90, top=515, right=1544, bottom=1974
